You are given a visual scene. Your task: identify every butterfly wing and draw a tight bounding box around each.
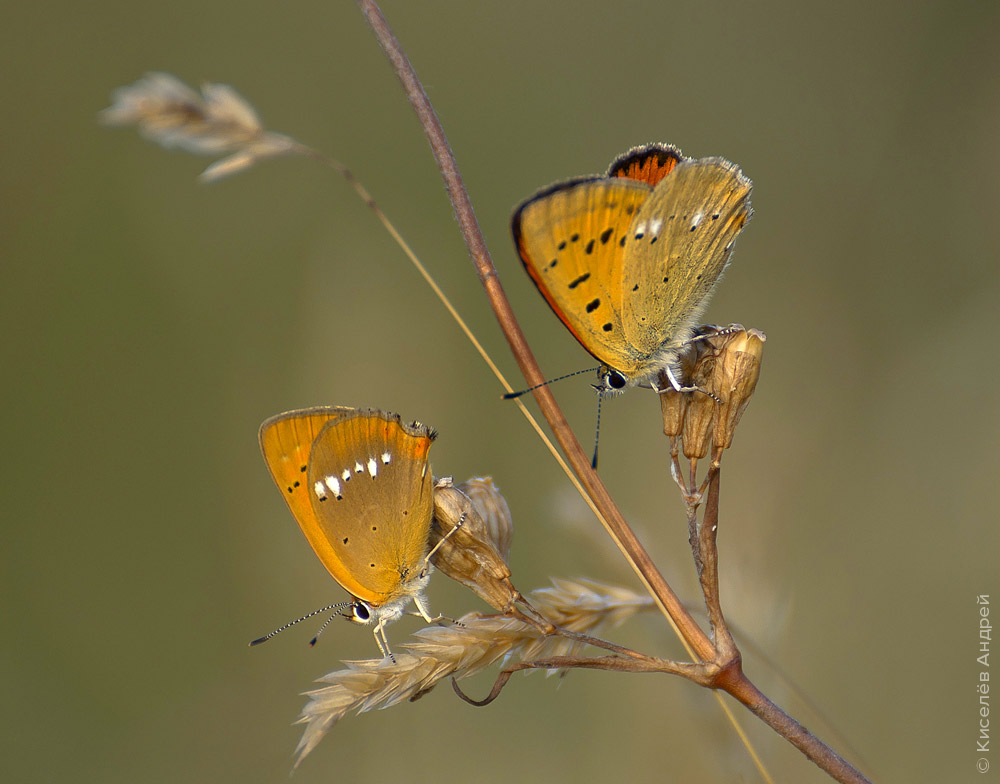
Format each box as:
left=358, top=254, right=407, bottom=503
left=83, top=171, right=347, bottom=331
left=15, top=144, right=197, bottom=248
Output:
left=306, top=409, right=435, bottom=606
left=607, top=143, right=683, bottom=186
left=621, top=157, right=752, bottom=375
left=259, top=406, right=356, bottom=580
left=513, top=177, right=654, bottom=374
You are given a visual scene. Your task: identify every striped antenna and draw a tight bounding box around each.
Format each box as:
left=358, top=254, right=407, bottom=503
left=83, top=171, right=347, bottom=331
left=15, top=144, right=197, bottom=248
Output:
left=249, top=602, right=352, bottom=647
left=502, top=366, right=601, bottom=399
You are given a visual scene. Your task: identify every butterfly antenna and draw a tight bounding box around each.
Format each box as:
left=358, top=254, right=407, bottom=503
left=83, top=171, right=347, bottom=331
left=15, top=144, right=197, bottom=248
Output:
left=503, top=367, right=601, bottom=399
left=248, top=602, right=350, bottom=646
left=591, top=392, right=603, bottom=469
left=421, top=512, right=466, bottom=576
left=308, top=611, right=342, bottom=647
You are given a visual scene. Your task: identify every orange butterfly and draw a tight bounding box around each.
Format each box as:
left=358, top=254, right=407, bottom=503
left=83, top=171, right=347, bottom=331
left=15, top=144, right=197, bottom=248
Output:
left=256, top=407, right=437, bottom=657
left=513, top=144, right=752, bottom=394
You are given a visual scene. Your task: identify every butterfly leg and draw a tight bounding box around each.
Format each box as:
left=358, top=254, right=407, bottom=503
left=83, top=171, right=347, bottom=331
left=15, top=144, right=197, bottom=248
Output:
left=372, top=620, right=394, bottom=662
left=412, top=594, right=435, bottom=624
left=652, top=366, right=722, bottom=404
left=652, top=364, right=700, bottom=394
left=412, top=594, right=465, bottom=629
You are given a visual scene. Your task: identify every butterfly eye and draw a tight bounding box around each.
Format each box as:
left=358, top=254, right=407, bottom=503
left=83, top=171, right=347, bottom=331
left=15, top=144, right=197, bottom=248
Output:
left=605, top=370, right=628, bottom=390
left=349, top=601, right=372, bottom=624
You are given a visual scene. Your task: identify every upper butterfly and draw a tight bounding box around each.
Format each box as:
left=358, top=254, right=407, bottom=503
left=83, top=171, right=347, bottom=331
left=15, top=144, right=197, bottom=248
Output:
left=257, top=406, right=437, bottom=657
left=512, top=143, right=752, bottom=394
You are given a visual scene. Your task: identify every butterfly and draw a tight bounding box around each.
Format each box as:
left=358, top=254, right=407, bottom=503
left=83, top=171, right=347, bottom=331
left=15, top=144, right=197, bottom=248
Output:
left=256, top=406, right=437, bottom=657
left=512, top=143, right=752, bottom=394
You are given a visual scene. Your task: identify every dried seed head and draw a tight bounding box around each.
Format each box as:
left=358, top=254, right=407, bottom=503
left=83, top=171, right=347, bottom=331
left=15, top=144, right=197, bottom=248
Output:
left=659, top=324, right=724, bottom=441
left=711, top=327, right=765, bottom=450
left=679, top=338, right=720, bottom=460
left=100, top=72, right=301, bottom=181
left=659, top=325, right=766, bottom=459
left=430, top=477, right=519, bottom=612
left=457, top=476, right=513, bottom=561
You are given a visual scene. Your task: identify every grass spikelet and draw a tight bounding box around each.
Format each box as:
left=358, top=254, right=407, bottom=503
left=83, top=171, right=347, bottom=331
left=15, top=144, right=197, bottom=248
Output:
left=294, top=579, right=653, bottom=763
left=100, top=72, right=302, bottom=181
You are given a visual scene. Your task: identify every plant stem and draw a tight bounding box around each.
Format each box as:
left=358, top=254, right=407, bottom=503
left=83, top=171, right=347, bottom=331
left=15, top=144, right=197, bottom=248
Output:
left=356, top=3, right=872, bottom=782
left=357, top=0, right=714, bottom=665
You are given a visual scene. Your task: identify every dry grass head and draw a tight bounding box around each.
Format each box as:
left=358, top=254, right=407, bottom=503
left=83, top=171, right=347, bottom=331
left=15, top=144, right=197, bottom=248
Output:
left=100, top=72, right=303, bottom=182
left=294, top=578, right=654, bottom=764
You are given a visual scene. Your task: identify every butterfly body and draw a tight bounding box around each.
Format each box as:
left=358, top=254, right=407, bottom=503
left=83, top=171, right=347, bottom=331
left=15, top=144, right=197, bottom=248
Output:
left=258, top=406, right=437, bottom=655
left=513, top=144, right=752, bottom=393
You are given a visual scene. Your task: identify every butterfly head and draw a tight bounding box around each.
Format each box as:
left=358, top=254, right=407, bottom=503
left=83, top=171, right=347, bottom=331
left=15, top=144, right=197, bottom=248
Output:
left=341, top=566, right=432, bottom=628
left=593, top=366, right=629, bottom=396
left=342, top=598, right=376, bottom=626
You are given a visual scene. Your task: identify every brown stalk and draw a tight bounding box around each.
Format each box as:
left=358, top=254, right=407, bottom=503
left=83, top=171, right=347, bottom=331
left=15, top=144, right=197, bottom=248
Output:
left=358, top=0, right=713, bottom=665
left=356, top=3, right=872, bottom=782
left=453, top=653, right=712, bottom=708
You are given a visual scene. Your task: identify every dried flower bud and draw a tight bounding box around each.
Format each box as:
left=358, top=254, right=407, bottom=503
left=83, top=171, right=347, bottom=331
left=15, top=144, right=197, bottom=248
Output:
left=659, top=325, right=765, bottom=459
left=660, top=325, right=723, bottom=441
left=457, top=476, right=513, bottom=562
left=430, top=477, right=518, bottom=612
left=658, top=383, right=688, bottom=439
left=679, top=351, right=718, bottom=460
left=678, top=325, right=731, bottom=458
left=710, top=327, right=765, bottom=450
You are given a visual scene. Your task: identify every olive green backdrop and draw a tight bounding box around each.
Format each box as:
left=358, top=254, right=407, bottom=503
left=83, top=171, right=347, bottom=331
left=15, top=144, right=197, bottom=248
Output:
left=4, top=1, right=998, bottom=782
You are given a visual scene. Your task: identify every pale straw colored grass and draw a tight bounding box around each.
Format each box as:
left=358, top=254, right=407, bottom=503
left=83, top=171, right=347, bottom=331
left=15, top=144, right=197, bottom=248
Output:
left=294, top=578, right=654, bottom=763
left=100, top=72, right=303, bottom=182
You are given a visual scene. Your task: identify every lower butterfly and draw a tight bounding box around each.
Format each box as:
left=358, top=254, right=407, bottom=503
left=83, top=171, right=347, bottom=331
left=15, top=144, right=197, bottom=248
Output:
left=512, top=143, right=752, bottom=395
left=252, top=406, right=440, bottom=658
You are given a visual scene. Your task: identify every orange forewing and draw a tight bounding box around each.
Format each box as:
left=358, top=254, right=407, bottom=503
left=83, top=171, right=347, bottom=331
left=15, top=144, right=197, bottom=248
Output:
left=258, top=406, right=355, bottom=587
left=512, top=177, right=652, bottom=373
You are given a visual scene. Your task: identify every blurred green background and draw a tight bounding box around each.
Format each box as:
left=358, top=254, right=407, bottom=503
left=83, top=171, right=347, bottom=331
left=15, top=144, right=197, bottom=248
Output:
left=4, top=1, right=998, bottom=781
